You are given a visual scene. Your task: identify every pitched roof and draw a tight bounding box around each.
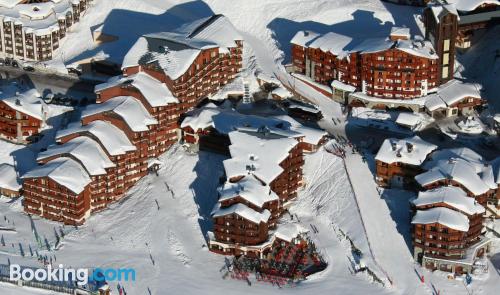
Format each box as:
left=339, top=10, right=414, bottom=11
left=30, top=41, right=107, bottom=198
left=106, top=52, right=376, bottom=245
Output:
left=224, top=130, right=299, bottom=184
left=413, top=186, right=485, bottom=216
left=412, top=207, right=469, bottom=232
left=122, top=14, right=241, bottom=80
left=218, top=176, right=279, bottom=209
left=375, top=136, right=437, bottom=166
left=56, top=121, right=136, bottom=156
left=0, top=163, right=21, bottom=192
left=82, top=96, right=157, bottom=132
left=22, top=157, right=91, bottom=194
left=95, top=72, right=178, bottom=106
left=37, top=137, right=115, bottom=176
left=416, top=158, right=491, bottom=196
left=211, top=202, right=271, bottom=224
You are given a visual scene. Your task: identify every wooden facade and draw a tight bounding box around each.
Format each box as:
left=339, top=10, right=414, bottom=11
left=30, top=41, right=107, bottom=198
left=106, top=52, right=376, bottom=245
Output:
left=210, top=139, right=305, bottom=256
left=0, top=100, right=42, bottom=143
left=376, top=160, right=423, bottom=188
left=23, top=177, right=91, bottom=225
left=291, top=41, right=440, bottom=100
left=0, top=0, right=92, bottom=61
left=22, top=21, right=243, bottom=224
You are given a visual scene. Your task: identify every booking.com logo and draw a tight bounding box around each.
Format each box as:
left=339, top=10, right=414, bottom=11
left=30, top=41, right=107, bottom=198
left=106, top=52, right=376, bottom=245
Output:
left=10, top=264, right=136, bottom=286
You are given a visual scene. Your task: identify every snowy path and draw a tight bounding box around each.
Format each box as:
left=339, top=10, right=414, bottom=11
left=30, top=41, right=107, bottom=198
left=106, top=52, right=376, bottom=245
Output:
left=344, top=153, right=428, bottom=294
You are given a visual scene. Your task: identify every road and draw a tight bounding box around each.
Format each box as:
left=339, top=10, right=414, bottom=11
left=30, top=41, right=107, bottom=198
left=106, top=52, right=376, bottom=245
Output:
left=0, top=65, right=97, bottom=100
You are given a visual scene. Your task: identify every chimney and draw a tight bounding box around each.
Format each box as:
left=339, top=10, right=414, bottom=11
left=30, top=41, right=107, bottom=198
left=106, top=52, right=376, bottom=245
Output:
left=396, top=151, right=402, bottom=158
left=406, top=142, right=414, bottom=153
left=391, top=141, right=397, bottom=151
left=15, top=99, right=21, bottom=106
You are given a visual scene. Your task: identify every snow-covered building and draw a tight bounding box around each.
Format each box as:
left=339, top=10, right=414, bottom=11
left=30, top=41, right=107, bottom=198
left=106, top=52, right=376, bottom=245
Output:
left=411, top=186, right=490, bottom=274
left=94, top=71, right=179, bottom=157
left=36, top=136, right=116, bottom=211
left=0, top=86, right=49, bottom=143
left=55, top=120, right=138, bottom=210
left=416, top=147, right=499, bottom=208
left=375, top=136, right=437, bottom=188
left=23, top=157, right=92, bottom=225
left=209, top=128, right=306, bottom=257
left=0, top=163, right=21, bottom=197
left=21, top=14, right=245, bottom=225
left=180, top=102, right=327, bottom=154
left=423, top=1, right=500, bottom=49
left=291, top=28, right=440, bottom=101
left=0, top=0, right=93, bottom=61
left=423, top=78, right=483, bottom=118
left=122, top=14, right=243, bottom=114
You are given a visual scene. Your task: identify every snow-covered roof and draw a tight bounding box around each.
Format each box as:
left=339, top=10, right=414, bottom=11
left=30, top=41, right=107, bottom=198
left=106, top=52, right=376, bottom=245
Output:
left=274, top=223, right=308, bottom=243
left=0, top=86, right=45, bottom=120
left=56, top=121, right=136, bottom=156
left=295, top=30, right=437, bottom=60
left=38, top=137, right=115, bottom=176
left=425, top=80, right=481, bottom=111
left=180, top=103, right=220, bottom=131
left=396, top=112, right=423, bottom=127
left=429, top=4, right=459, bottom=24
left=271, top=87, right=292, bottom=98
left=331, top=80, right=356, bottom=92
left=82, top=96, right=157, bottom=132
left=122, top=14, right=241, bottom=80
left=177, top=14, right=242, bottom=50
left=275, top=115, right=327, bottom=145
left=390, top=27, right=410, bottom=39
left=412, top=207, right=469, bottom=232
left=0, top=0, right=81, bottom=35
left=308, top=32, right=353, bottom=58
left=211, top=202, right=271, bottom=224
left=416, top=158, right=491, bottom=196
left=181, top=103, right=326, bottom=145
left=0, top=163, right=21, bottom=192
left=290, top=30, right=320, bottom=47
left=413, top=186, right=485, bottom=216
left=224, top=130, right=298, bottom=184
left=22, top=157, right=91, bottom=194
left=445, top=0, right=499, bottom=12
left=424, top=147, right=497, bottom=190
left=375, top=136, right=437, bottom=165
left=218, top=176, right=279, bottom=208
left=95, top=72, right=178, bottom=107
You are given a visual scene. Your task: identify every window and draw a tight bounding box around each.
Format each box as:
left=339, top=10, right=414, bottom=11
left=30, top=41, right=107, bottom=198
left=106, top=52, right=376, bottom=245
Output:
left=443, top=53, right=449, bottom=65
left=442, top=67, right=449, bottom=79
left=443, top=39, right=450, bottom=52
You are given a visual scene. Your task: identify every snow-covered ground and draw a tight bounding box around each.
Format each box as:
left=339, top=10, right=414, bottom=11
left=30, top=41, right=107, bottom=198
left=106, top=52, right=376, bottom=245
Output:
left=0, top=145, right=390, bottom=294
left=1, top=0, right=499, bottom=294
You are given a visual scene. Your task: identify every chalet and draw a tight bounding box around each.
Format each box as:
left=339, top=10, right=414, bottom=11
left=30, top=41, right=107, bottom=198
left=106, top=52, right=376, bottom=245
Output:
left=375, top=136, right=437, bottom=188
left=411, top=186, right=490, bottom=274
left=0, top=163, right=21, bottom=198
left=424, top=79, right=483, bottom=118
left=0, top=87, right=48, bottom=143
left=208, top=129, right=306, bottom=256
left=0, top=0, right=93, bottom=61
left=22, top=157, right=92, bottom=225
left=416, top=148, right=499, bottom=208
